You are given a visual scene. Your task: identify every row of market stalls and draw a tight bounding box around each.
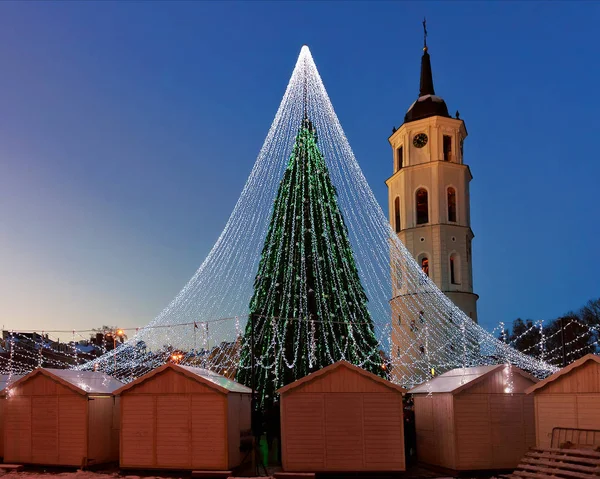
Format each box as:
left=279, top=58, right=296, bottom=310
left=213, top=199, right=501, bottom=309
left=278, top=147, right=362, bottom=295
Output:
left=0, top=354, right=599, bottom=473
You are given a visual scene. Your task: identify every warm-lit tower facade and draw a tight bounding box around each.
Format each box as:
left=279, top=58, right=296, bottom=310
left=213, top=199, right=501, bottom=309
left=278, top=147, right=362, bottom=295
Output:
left=387, top=34, right=478, bottom=382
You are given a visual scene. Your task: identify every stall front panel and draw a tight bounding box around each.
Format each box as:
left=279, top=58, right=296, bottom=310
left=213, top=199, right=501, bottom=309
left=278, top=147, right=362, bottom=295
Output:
left=117, top=364, right=251, bottom=471
left=3, top=368, right=121, bottom=467
left=278, top=361, right=406, bottom=473
left=411, top=365, right=537, bottom=472
left=527, top=355, right=600, bottom=448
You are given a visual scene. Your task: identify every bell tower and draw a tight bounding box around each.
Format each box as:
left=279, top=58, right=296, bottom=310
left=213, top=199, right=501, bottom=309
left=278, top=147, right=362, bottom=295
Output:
left=387, top=23, right=478, bottom=383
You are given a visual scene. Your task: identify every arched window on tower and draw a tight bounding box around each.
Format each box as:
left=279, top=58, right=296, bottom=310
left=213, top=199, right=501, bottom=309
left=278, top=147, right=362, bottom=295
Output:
left=447, top=187, right=457, bottom=223
left=397, top=146, right=403, bottom=171
left=416, top=188, right=429, bottom=224
left=450, top=253, right=461, bottom=285
left=421, top=257, right=429, bottom=277
left=443, top=135, right=452, bottom=162
left=394, top=197, right=401, bottom=233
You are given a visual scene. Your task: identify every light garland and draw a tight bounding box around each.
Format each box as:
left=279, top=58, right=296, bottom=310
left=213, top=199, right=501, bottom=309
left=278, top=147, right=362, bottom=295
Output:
left=3, top=46, right=561, bottom=388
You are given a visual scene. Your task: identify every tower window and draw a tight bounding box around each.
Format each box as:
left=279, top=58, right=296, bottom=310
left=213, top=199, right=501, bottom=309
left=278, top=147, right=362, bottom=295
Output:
left=419, top=344, right=425, bottom=355
left=398, top=314, right=402, bottom=326
left=394, top=197, right=401, bottom=233
left=410, top=319, right=416, bottom=332
left=419, top=311, right=425, bottom=323
left=447, top=187, right=457, bottom=223
left=421, top=257, right=429, bottom=277
left=397, top=146, right=403, bottom=171
left=467, top=236, right=472, bottom=264
left=443, top=135, right=452, bottom=162
left=450, top=253, right=461, bottom=285
left=416, top=188, right=429, bottom=224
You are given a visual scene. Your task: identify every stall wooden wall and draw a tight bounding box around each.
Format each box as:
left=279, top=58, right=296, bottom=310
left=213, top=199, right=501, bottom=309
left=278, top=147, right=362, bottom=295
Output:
left=120, top=367, right=249, bottom=470
left=0, top=399, right=5, bottom=458
left=414, top=368, right=535, bottom=471
left=453, top=393, right=535, bottom=470
left=414, top=394, right=456, bottom=469
left=280, top=364, right=405, bottom=472
left=533, top=360, right=600, bottom=448
left=227, top=392, right=251, bottom=469
left=3, top=372, right=117, bottom=466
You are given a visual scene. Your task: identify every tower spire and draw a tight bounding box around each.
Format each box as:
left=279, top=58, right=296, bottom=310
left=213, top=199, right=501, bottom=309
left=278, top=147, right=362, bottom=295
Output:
left=419, top=17, right=435, bottom=97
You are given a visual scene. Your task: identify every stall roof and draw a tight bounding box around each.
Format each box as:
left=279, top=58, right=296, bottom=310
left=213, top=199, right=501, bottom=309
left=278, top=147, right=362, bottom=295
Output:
left=0, top=374, right=22, bottom=392
left=276, top=360, right=407, bottom=395
left=114, top=363, right=252, bottom=395
left=525, top=354, right=600, bottom=394
left=409, top=364, right=536, bottom=395
left=7, top=368, right=123, bottom=395
left=179, top=365, right=252, bottom=393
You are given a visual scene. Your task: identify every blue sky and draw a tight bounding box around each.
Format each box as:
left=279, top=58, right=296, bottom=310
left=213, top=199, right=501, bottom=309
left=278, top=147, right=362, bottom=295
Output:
left=0, top=1, right=598, bottom=334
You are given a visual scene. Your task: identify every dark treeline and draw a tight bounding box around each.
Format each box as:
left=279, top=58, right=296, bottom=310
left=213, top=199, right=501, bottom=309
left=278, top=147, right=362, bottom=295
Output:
left=500, top=298, right=600, bottom=367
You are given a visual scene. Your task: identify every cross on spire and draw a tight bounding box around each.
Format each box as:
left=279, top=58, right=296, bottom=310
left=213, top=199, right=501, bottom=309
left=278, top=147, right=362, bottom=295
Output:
left=423, top=17, right=428, bottom=51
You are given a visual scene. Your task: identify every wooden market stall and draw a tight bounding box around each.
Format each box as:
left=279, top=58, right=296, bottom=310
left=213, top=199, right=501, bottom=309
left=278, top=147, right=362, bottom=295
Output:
left=526, top=354, right=600, bottom=449
left=114, top=363, right=252, bottom=471
left=4, top=368, right=122, bottom=467
left=277, top=360, right=406, bottom=473
left=0, top=374, right=22, bottom=460
left=409, top=364, right=537, bottom=471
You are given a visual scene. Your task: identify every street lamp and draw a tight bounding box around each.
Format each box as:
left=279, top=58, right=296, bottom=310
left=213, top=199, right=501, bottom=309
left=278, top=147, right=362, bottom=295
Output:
left=170, top=353, right=184, bottom=363
left=113, top=329, right=125, bottom=371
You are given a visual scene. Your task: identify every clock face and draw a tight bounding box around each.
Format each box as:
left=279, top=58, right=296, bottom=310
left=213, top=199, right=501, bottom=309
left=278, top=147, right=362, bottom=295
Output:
left=413, top=133, right=428, bottom=148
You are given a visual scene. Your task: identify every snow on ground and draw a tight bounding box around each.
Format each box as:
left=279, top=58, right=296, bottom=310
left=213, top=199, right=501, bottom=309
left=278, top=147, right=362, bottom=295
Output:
left=0, top=472, right=177, bottom=479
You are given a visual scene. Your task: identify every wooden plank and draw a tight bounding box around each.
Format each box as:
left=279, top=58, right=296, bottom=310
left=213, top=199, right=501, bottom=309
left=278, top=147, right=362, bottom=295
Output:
left=191, top=471, right=231, bottom=478
left=0, top=465, right=24, bottom=471
left=273, top=473, right=315, bottom=479
left=514, top=470, right=560, bottom=479
left=522, top=457, right=600, bottom=473
left=532, top=447, right=600, bottom=459
left=526, top=451, right=600, bottom=466
left=517, top=463, right=598, bottom=479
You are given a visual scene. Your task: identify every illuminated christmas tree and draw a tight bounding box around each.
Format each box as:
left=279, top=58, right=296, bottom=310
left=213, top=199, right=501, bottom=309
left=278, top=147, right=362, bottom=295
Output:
left=237, top=115, right=382, bottom=410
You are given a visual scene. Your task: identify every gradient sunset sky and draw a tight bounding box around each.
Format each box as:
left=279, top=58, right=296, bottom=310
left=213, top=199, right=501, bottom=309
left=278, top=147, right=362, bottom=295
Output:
left=1, top=1, right=598, bottom=333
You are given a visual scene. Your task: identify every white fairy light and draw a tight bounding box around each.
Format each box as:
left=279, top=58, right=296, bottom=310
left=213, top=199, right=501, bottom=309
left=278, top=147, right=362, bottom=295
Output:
left=3, top=46, right=559, bottom=386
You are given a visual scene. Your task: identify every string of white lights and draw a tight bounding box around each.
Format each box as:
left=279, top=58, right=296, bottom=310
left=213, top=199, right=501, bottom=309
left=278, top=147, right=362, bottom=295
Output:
left=3, top=46, right=560, bottom=386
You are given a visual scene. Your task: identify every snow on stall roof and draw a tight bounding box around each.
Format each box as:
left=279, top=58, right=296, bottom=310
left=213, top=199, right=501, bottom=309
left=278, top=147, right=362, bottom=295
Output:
left=409, top=365, right=502, bottom=394
left=0, top=374, right=22, bottom=392
left=46, top=369, right=123, bottom=394
left=179, top=365, right=252, bottom=394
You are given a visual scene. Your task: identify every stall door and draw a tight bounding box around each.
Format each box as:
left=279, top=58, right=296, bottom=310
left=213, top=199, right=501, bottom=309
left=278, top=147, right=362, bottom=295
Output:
left=191, top=394, right=227, bottom=470
left=282, top=394, right=325, bottom=471
left=121, top=395, right=154, bottom=467
left=324, top=394, right=363, bottom=471
left=4, top=397, right=32, bottom=462
left=32, top=396, right=59, bottom=464
left=490, top=395, right=526, bottom=469
left=58, top=395, right=86, bottom=466
left=363, top=394, right=404, bottom=470
left=156, top=395, right=190, bottom=468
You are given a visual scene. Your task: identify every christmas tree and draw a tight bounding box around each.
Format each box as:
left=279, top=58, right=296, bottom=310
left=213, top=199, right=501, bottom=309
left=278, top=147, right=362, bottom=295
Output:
left=236, top=115, right=383, bottom=410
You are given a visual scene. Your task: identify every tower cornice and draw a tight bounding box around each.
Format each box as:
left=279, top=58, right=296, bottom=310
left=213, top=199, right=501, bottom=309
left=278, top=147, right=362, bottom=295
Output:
left=385, top=159, right=473, bottom=186
left=389, top=116, right=467, bottom=144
